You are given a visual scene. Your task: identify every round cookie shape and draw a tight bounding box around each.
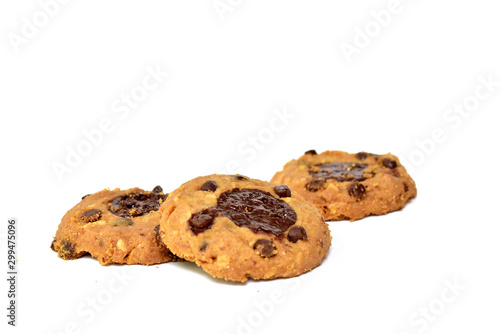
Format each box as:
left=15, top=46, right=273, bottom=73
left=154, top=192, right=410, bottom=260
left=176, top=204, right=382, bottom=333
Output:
left=51, top=186, right=178, bottom=265
left=271, top=150, right=417, bottom=221
left=159, top=174, right=331, bottom=282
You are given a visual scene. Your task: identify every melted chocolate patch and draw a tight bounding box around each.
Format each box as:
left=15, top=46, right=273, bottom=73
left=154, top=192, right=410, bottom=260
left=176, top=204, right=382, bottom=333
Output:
left=253, top=239, right=276, bottom=258
left=309, top=162, right=369, bottom=182
left=287, top=226, right=307, bottom=243
left=305, top=149, right=318, bottom=155
left=217, top=189, right=297, bottom=236
left=233, top=175, right=248, bottom=181
left=109, top=192, right=166, bottom=218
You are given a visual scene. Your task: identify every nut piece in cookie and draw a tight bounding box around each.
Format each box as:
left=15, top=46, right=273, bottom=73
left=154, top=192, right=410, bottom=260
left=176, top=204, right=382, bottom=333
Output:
left=271, top=150, right=417, bottom=221
left=51, top=186, right=175, bottom=265
left=159, top=174, right=331, bottom=282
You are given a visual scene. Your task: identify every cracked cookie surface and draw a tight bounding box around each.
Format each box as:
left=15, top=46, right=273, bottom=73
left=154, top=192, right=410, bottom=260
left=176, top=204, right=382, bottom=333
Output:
left=51, top=186, right=176, bottom=265
left=159, top=174, right=331, bottom=282
left=271, top=150, right=417, bottom=221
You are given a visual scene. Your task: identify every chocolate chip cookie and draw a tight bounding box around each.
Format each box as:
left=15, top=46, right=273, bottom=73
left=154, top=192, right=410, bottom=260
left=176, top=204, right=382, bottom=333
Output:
left=51, top=186, right=177, bottom=265
left=159, top=175, right=331, bottom=282
left=271, top=150, right=417, bottom=221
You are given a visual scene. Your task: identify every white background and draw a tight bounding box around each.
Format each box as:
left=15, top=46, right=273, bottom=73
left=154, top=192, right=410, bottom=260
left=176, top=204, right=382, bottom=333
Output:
left=1, top=1, right=499, bottom=333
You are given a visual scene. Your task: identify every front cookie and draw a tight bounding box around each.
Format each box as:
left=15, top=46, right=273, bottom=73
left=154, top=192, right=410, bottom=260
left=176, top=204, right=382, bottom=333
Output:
left=159, top=175, right=331, bottom=282
left=51, top=186, right=177, bottom=265
left=271, top=150, right=417, bottom=221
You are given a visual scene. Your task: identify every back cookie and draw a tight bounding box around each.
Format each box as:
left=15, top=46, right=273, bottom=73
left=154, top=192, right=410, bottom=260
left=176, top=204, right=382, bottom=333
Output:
left=271, top=150, right=417, bottom=221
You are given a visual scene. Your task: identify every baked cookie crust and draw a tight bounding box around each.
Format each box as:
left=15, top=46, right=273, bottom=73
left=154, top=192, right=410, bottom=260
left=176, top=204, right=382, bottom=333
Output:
left=51, top=186, right=176, bottom=265
left=159, top=174, right=331, bottom=282
left=271, top=150, right=417, bottom=221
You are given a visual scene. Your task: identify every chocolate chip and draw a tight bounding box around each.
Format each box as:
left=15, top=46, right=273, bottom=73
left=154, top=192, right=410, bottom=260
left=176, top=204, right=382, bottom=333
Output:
left=287, top=226, right=308, bottom=243
left=305, top=149, right=318, bottom=155
left=355, top=152, right=369, bottom=160
left=233, top=175, right=248, bottom=181
left=390, top=169, right=400, bottom=177
left=81, top=194, right=91, bottom=200
left=154, top=225, right=162, bottom=244
left=188, top=207, right=218, bottom=235
left=253, top=239, right=276, bottom=258
left=217, top=189, right=297, bottom=236
left=152, top=185, right=163, bottom=193
left=201, top=180, right=218, bottom=192
left=200, top=241, right=208, bottom=252
left=274, top=185, right=291, bottom=198
left=306, top=179, right=326, bottom=192
left=110, top=218, right=134, bottom=227
left=108, top=191, right=167, bottom=218
left=309, top=162, right=368, bottom=182
left=382, top=158, right=397, bottom=169
left=348, top=182, right=366, bottom=200
left=81, top=209, right=102, bottom=223
left=50, top=237, right=57, bottom=251
left=59, top=240, right=78, bottom=259
left=61, top=241, right=73, bottom=254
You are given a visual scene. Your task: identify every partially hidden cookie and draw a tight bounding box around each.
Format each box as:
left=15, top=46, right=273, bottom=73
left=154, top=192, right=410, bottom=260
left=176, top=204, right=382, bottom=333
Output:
left=51, top=186, right=178, bottom=265
left=271, top=150, right=417, bottom=221
left=159, top=174, right=331, bottom=282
